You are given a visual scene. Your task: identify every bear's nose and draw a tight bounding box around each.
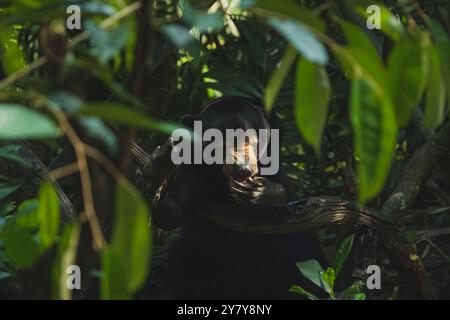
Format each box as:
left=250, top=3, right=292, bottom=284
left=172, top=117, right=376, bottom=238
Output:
left=232, top=165, right=253, bottom=180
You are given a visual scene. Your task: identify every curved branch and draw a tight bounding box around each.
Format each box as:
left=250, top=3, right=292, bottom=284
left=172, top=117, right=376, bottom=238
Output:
left=200, top=196, right=436, bottom=299
left=381, top=123, right=450, bottom=220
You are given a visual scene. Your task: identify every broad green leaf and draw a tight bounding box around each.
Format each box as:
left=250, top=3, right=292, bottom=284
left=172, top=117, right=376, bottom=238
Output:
left=388, top=33, right=430, bottom=127
left=15, top=199, right=40, bottom=229
left=78, top=117, right=119, bottom=156
left=423, top=46, right=446, bottom=128
left=268, top=17, right=328, bottom=65
left=0, top=177, right=24, bottom=200
left=320, top=267, right=336, bottom=296
left=340, top=20, right=387, bottom=90
left=101, top=184, right=152, bottom=299
left=76, top=103, right=182, bottom=135
left=38, top=182, right=60, bottom=248
left=352, top=1, right=404, bottom=40
left=48, top=91, right=84, bottom=113
left=340, top=20, right=380, bottom=60
left=295, top=58, right=331, bottom=154
left=52, top=220, right=81, bottom=300
left=3, top=221, right=40, bottom=268
left=334, top=234, right=355, bottom=276
left=0, top=26, right=26, bottom=75
left=101, top=246, right=129, bottom=299
left=296, top=259, right=325, bottom=290
left=350, top=77, right=396, bottom=203
left=0, top=104, right=60, bottom=139
left=264, top=45, right=297, bottom=114
left=242, top=0, right=326, bottom=32
left=289, top=285, right=319, bottom=300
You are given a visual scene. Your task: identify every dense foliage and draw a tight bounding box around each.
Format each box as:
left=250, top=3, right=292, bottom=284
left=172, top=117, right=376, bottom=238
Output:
left=0, top=0, right=448, bottom=299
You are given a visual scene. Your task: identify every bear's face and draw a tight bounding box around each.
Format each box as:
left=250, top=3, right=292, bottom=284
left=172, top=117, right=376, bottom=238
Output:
left=181, top=98, right=272, bottom=183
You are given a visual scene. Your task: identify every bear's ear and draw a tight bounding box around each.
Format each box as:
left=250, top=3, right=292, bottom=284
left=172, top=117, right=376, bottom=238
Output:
left=180, top=114, right=195, bottom=128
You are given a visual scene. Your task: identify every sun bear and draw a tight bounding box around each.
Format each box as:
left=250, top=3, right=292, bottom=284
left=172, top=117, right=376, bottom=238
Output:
left=154, top=96, right=326, bottom=299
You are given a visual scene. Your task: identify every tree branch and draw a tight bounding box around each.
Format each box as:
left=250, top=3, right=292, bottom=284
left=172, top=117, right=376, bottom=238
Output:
left=380, top=123, right=450, bottom=220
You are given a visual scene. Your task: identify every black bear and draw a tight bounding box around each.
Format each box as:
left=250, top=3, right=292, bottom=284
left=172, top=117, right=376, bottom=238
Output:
left=154, top=96, right=326, bottom=299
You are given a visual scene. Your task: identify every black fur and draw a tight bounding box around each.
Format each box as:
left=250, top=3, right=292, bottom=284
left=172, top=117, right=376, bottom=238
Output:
left=155, top=96, right=326, bottom=299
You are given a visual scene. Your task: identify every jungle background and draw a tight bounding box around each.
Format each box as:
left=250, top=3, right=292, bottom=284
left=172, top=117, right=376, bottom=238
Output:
left=0, top=0, right=448, bottom=300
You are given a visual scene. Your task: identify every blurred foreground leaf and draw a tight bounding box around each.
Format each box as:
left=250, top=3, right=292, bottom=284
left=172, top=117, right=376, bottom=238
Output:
left=295, top=58, right=331, bottom=154
left=38, top=182, right=60, bottom=249
left=101, top=184, right=152, bottom=299
left=350, top=77, right=396, bottom=203
left=0, top=104, right=60, bottom=139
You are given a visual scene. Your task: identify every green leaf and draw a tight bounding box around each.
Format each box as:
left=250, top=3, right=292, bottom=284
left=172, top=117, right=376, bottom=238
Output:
left=295, top=58, right=331, bottom=154
left=0, top=26, right=26, bottom=75
left=162, top=24, right=202, bottom=58
left=350, top=77, right=396, bottom=203
left=320, top=267, right=336, bottom=299
left=15, top=199, right=40, bottom=229
left=243, top=0, right=326, bottom=32
left=339, top=20, right=387, bottom=89
left=428, top=20, right=449, bottom=106
left=84, top=20, right=128, bottom=64
left=101, top=184, right=152, bottom=299
left=352, top=1, right=404, bottom=40
left=0, top=177, right=24, bottom=200
left=340, top=20, right=380, bottom=60
left=387, top=33, right=430, bottom=127
left=0, top=202, right=16, bottom=217
left=296, top=259, right=326, bottom=290
left=289, top=285, right=319, bottom=300
left=181, top=0, right=224, bottom=33
left=268, top=17, right=328, bottom=65
left=100, top=246, right=129, bottom=299
left=0, top=145, right=31, bottom=167
left=340, top=280, right=365, bottom=300
left=52, top=220, right=81, bottom=300
left=6, top=0, right=116, bottom=24
left=320, top=267, right=336, bottom=296
left=3, top=221, right=40, bottom=268
left=264, top=45, right=297, bottom=114
left=76, top=103, right=182, bottom=135
left=38, top=182, right=60, bottom=248
left=48, top=91, right=84, bottom=113
left=334, top=234, right=355, bottom=277
left=423, top=45, right=446, bottom=128
left=78, top=117, right=119, bottom=156
left=0, top=271, right=13, bottom=280
left=353, top=293, right=366, bottom=300
left=0, top=104, right=60, bottom=139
